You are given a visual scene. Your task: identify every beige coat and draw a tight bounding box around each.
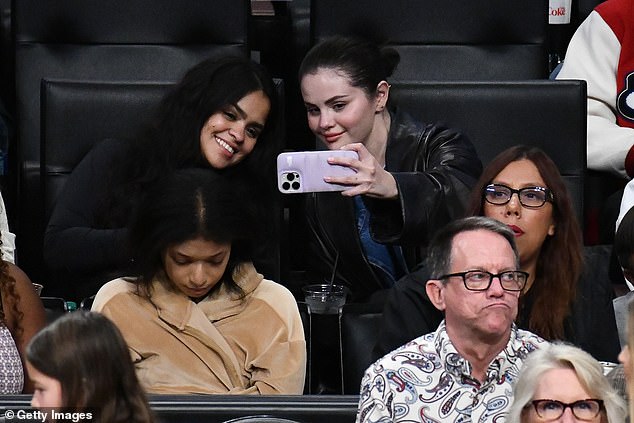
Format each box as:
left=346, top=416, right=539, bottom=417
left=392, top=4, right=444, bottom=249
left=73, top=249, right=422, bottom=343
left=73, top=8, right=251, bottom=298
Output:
left=92, top=262, right=306, bottom=394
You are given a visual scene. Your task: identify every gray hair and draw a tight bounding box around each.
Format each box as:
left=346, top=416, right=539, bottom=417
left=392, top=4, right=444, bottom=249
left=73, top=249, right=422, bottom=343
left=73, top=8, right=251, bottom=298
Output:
left=426, top=216, right=519, bottom=278
left=506, top=342, right=627, bottom=423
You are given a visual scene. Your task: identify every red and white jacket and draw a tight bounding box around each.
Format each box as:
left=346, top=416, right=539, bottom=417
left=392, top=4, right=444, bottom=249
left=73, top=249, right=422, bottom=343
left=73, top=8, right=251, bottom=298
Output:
left=557, top=0, right=634, bottom=178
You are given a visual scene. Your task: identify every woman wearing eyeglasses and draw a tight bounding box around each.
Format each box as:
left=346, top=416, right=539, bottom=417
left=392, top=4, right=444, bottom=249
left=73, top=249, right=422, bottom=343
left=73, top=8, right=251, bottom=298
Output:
left=376, top=145, right=621, bottom=363
left=507, top=342, right=626, bottom=422
left=473, top=146, right=620, bottom=361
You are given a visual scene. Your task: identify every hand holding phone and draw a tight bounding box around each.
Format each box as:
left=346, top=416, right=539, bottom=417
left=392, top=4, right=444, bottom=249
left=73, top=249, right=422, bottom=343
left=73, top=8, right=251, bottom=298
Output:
left=277, top=150, right=358, bottom=194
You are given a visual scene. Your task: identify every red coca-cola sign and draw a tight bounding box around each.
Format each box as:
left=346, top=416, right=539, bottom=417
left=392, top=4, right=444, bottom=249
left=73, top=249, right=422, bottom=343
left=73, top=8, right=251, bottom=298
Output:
left=549, top=7, right=567, bottom=16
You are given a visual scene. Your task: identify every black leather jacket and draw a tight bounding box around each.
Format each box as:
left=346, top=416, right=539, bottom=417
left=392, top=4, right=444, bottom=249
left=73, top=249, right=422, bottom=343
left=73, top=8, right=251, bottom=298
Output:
left=305, top=108, right=482, bottom=303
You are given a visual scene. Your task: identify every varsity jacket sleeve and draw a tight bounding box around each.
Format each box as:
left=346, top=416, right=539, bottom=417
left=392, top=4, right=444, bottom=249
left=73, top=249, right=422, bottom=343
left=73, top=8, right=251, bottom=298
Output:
left=557, top=10, right=634, bottom=178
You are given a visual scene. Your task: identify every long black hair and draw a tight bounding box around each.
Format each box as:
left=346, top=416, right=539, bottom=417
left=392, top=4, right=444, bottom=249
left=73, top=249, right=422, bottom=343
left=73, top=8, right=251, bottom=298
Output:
left=128, top=168, right=260, bottom=298
left=299, top=36, right=400, bottom=97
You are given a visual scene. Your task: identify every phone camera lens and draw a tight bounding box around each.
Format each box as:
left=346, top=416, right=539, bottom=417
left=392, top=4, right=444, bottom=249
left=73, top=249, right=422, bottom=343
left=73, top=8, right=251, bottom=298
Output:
left=292, top=182, right=300, bottom=190
left=282, top=182, right=290, bottom=190
left=287, top=173, right=295, bottom=181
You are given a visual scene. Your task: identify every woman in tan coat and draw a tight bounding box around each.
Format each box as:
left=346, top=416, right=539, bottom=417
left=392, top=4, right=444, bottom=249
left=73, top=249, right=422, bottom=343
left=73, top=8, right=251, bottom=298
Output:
left=92, top=168, right=306, bottom=394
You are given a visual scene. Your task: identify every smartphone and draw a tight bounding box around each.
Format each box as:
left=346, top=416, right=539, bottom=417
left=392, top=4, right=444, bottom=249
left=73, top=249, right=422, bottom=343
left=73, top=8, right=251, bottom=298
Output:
left=277, top=150, right=358, bottom=194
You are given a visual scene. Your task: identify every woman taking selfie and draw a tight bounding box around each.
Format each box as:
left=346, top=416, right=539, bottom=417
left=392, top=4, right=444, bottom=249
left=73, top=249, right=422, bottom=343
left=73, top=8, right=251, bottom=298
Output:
left=298, top=36, right=482, bottom=303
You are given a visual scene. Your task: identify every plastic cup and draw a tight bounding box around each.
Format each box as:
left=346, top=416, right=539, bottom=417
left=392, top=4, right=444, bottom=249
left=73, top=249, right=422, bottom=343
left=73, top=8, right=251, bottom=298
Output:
left=302, top=284, right=347, bottom=315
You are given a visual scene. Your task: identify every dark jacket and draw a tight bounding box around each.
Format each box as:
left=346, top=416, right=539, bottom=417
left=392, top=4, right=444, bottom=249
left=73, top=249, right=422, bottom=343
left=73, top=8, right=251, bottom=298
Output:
left=44, top=138, right=278, bottom=301
left=374, top=245, right=621, bottom=363
left=305, top=108, right=482, bottom=303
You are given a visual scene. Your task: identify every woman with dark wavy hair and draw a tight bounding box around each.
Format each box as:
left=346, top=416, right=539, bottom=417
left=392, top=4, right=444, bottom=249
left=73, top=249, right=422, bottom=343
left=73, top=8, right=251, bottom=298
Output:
left=44, top=55, right=280, bottom=302
left=375, top=145, right=620, bottom=363
left=27, top=311, right=154, bottom=423
left=465, top=145, right=582, bottom=341
left=92, top=168, right=306, bottom=395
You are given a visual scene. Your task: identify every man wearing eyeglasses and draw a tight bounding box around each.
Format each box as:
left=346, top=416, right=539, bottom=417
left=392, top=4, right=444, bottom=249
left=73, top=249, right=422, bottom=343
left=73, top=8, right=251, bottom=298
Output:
left=356, top=216, right=547, bottom=423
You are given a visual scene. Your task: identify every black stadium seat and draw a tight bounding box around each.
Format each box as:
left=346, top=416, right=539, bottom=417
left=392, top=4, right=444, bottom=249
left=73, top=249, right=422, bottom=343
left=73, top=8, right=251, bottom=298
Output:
left=12, top=0, right=250, bottom=287
left=310, top=0, right=549, bottom=81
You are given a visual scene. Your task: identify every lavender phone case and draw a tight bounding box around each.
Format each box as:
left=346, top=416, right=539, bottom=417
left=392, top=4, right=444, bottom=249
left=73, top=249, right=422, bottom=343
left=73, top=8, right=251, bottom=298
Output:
left=277, top=150, right=358, bottom=194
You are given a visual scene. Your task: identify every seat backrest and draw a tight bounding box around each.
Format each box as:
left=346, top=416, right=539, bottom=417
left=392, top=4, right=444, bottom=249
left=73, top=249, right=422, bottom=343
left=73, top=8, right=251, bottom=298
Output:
left=39, top=80, right=173, bottom=298
left=310, top=0, right=549, bottom=81
left=340, top=302, right=384, bottom=395
left=40, top=80, right=171, bottom=224
left=13, top=0, right=250, bottom=283
left=389, top=80, right=587, bottom=220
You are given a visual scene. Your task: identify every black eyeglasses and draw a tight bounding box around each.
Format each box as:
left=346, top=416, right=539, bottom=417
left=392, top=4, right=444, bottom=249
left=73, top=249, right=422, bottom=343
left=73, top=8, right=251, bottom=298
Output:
left=484, top=183, right=553, bottom=208
left=529, top=399, right=603, bottom=421
left=435, top=270, right=528, bottom=292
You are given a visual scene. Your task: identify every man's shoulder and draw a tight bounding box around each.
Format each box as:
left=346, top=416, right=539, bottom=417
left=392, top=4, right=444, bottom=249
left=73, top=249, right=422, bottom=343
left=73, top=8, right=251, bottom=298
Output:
left=374, top=331, right=438, bottom=364
left=513, top=327, right=549, bottom=354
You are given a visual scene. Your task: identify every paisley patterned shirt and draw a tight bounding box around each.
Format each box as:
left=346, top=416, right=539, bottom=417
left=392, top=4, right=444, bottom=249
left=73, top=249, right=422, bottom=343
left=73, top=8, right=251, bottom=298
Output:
left=356, top=321, right=546, bottom=423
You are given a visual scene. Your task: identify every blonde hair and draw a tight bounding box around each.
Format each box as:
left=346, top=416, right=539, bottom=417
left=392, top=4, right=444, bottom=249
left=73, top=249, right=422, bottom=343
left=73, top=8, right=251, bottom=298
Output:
left=507, top=342, right=626, bottom=423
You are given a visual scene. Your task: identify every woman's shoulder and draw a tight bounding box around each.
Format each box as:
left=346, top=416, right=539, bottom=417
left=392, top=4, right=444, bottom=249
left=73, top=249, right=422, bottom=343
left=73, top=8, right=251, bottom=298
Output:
left=251, top=279, right=300, bottom=318
left=73, top=138, right=133, bottom=178
left=389, top=108, right=473, bottom=152
left=255, top=279, right=296, bottom=300
left=595, top=0, right=633, bottom=31
left=91, top=277, right=137, bottom=311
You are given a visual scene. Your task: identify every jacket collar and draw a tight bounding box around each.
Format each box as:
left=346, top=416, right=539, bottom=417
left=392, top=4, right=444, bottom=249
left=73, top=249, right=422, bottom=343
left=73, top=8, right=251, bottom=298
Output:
left=150, top=262, right=263, bottom=330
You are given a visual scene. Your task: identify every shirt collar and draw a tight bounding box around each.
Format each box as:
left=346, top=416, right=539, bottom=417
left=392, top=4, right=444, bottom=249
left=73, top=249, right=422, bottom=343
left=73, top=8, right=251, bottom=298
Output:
left=433, top=320, right=523, bottom=385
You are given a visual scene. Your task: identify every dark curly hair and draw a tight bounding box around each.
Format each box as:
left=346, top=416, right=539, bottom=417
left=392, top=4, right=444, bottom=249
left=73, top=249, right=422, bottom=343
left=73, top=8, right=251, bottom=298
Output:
left=0, top=245, right=23, bottom=339
left=102, top=55, right=279, bottom=229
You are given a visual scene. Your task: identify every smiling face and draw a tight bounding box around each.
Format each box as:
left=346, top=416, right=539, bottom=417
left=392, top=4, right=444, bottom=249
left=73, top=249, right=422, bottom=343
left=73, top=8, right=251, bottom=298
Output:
left=199, top=90, right=270, bottom=169
left=300, top=67, right=386, bottom=150
left=427, top=229, right=520, bottom=342
left=28, top=362, right=63, bottom=410
left=483, top=159, right=555, bottom=271
left=162, top=236, right=231, bottom=300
